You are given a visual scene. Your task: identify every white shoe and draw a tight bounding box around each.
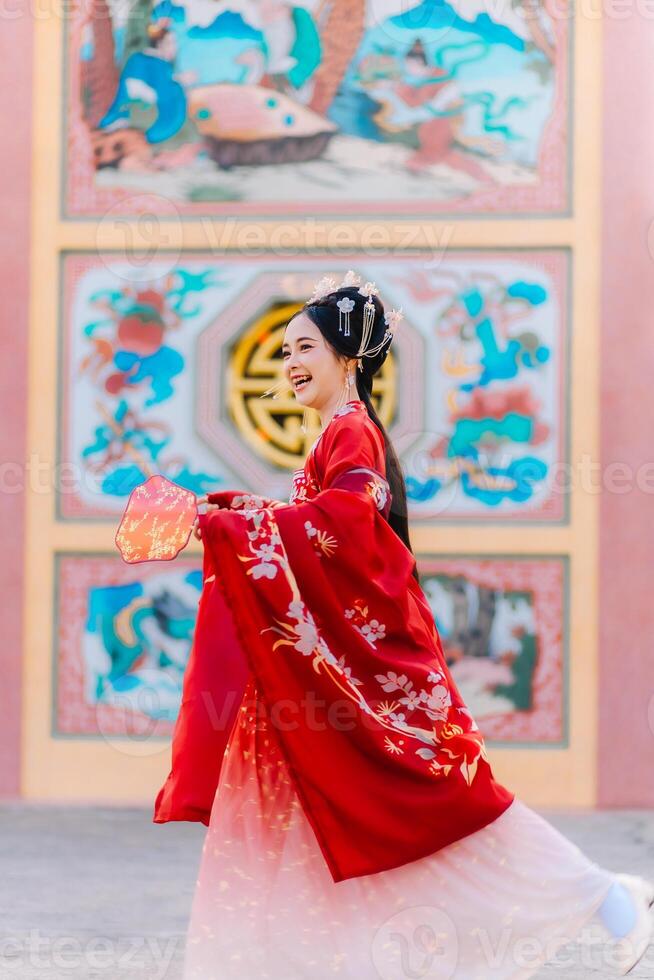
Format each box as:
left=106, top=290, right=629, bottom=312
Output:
left=611, top=872, right=654, bottom=975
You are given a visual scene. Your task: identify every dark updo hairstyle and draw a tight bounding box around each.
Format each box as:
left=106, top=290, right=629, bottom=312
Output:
left=295, top=285, right=419, bottom=585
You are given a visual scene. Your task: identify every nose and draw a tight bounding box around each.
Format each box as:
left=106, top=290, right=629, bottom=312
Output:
left=285, top=348, right=300, bottom=374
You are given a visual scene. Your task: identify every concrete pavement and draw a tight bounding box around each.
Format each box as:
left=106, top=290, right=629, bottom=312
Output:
left=1, top=803, right=653, bottom=979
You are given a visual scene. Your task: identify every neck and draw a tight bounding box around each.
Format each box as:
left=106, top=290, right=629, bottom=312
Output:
left=318, top=389, right=360, bottom=428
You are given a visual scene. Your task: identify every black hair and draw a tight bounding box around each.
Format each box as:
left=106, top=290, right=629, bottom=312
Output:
left=294, top=285, right=420, bottom=585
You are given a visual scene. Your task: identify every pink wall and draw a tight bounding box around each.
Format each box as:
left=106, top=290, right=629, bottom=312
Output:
left=599, top=12, right=654, bottom=804
left=0, top=16, right=31, bottom=795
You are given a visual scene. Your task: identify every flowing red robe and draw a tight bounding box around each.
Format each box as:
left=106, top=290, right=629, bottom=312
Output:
left=154, top=400, right=515, bottom=882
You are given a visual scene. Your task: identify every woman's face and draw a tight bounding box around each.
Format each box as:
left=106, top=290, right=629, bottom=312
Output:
left=282, top=312, right=347, bottom=414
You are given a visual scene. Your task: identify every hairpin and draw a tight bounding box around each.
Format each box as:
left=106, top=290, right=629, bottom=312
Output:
left=305, top=274, right=399, bottom=367
left=336, top=296, right=355, bottom=336
left=355, top=284, right=378, bottom=364
left=384, top=307, right=404, bottom=332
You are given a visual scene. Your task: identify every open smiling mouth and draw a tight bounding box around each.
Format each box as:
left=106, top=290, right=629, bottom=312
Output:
left=293, top=375, right=312, bottom=392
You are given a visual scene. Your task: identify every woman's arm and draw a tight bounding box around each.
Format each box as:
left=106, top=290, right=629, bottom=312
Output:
left=194, top=490, right=288, bottom=539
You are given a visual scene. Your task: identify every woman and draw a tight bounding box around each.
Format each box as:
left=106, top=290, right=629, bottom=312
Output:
left=155, top=273, right=653, bottom=978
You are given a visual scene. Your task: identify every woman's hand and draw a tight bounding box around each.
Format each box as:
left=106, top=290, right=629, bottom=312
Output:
left=193, top=495, right=222, bottom=541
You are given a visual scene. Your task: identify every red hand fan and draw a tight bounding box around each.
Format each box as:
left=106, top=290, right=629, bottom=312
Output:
left=115, top=475, right=198, bottom=564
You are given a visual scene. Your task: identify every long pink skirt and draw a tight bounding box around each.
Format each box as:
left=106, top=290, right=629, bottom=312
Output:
left=183, top=679, right=616, bottom=980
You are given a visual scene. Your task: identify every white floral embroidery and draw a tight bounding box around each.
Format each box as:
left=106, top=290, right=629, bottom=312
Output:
left=344, top=600, right=386, bottom=648
left=232, top=477, right=488, bottom=786
left=249, top=542, right=279, bottom=580
left=287, top=601, right=321, bottom=656
left=264, top=599, right=341, bottom=671
left=358, top=618, right=386, bottom=646
left=375, top=671, right=452, bottom=723
left=232, top=493, right=267, bottom=510
left=289, top=470, right=319, bottom=504
left=366, top=478, right=389, bottom=511
left=233, top=507, right=287, bottom=582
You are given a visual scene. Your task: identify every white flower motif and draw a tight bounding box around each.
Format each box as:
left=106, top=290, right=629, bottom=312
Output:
left=249, top=544, right=278, bottom=579
left=304, top=520, right=317, bottom=539
left=293, top=621, right=318, bottom=655
left=366, top=479, right=388, bottom=511
left=283, top=601, right=320, bottom=656
left=255, top=543, right=275, bottom=560
left=336, top=296, right=355, bottom=315
left=250, top=557, right=277, bottom=580
left=358, top=618, right=386, bottom=646
left=375, top=670, right=407, bottom=692
left=288, top=600, right=307, bottom=621
left=233, top=493, right=265, bottom=510
left=427, top=671, right=443, bottom=683
left=399, top=689, right=422, bottom=710
left=425, top=684, right=452, bottom=720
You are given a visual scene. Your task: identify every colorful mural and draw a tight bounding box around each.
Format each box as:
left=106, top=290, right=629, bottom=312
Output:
left=67, top=0, right=569, bottom=216
left=61, top=258, right=224, bottom=517
left=54, top=554, right=202, bottom=737
left=396, top=253, right=568, bottom=521
left=420, top=556, right=567, bottom=743
left=53, top=552, right=564, bottom=743
left=60, top=252, right=567, bottom=521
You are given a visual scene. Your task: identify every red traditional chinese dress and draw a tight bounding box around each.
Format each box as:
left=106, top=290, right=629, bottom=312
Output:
left=155, top=400, right=615, bottom=979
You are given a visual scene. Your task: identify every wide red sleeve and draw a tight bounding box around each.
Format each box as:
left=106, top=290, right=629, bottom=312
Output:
left=171, top=410, right=514, bottom=882
left=152, top=542, right=251, bottom=827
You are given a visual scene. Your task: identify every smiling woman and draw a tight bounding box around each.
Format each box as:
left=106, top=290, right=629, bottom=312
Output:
left=282, top=318, right=358, bottom=414
left=155, top=272, right=654, bottom=980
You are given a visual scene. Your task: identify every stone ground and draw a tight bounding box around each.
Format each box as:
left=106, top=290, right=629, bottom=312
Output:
left=1, top=803, right=653, bottom=980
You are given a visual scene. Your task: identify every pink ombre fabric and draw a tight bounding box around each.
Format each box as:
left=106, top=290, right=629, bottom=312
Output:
left=182, top=676, right=616, bottom=980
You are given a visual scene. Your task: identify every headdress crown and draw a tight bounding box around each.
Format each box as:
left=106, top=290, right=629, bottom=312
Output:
left=307, top=269, right=403, bottom=368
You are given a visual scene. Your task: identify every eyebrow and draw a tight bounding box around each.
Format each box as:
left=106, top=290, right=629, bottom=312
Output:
left=281, top=337, right=315, bottom=349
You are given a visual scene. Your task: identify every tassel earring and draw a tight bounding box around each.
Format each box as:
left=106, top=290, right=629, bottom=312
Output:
left=335, top=367, right=356, bottom=412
